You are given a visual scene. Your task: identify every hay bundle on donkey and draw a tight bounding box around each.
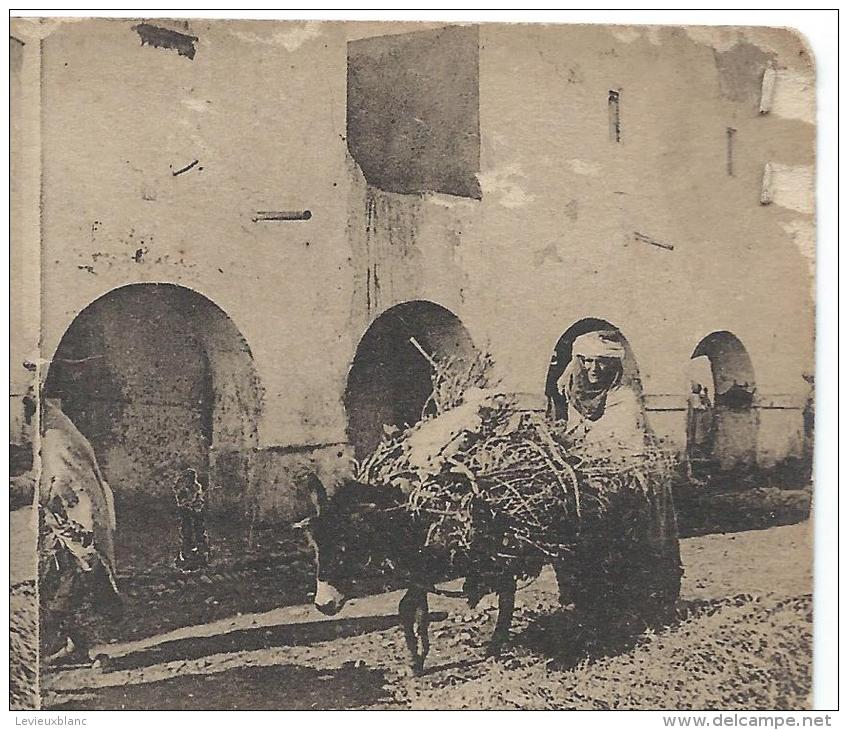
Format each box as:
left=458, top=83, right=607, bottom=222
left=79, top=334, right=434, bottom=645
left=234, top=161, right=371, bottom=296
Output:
left=355, top=344, right=682, bottom=625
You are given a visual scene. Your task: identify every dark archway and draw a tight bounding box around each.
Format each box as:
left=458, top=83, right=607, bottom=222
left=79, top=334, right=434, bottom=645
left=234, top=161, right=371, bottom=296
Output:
left=44, top=284, right=262, bottom=514
left=344, top=301, right=477, bottom=459
left=545, top=318, right=644, bottom=421
left=689, top=331, right=758, bottom=472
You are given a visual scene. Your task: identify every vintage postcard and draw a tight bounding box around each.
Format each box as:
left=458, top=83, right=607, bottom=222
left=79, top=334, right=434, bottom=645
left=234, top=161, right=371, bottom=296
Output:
left=10, top=16, right=817, bottom=711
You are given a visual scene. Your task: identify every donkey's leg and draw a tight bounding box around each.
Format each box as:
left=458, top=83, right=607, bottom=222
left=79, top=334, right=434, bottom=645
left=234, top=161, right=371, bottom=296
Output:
left=488, top=574, right=517, bottom=656
left=399, top=587, right=428, bottom=675
left=399, top=589, right=418, bottom=667
left=416, top=590, right=430, bottom=672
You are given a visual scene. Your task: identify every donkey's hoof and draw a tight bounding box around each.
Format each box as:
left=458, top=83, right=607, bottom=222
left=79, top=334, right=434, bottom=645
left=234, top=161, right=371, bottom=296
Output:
left=409, top=656, right=425, bottom=676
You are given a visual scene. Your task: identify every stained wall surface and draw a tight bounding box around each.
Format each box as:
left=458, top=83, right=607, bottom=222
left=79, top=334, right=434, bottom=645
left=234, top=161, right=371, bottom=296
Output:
left=13, top=19, right=815, bottom=519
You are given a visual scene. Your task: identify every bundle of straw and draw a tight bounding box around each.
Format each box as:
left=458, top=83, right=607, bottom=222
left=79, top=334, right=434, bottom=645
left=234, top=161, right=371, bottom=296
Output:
left=354, top=347, right=676, bottom=566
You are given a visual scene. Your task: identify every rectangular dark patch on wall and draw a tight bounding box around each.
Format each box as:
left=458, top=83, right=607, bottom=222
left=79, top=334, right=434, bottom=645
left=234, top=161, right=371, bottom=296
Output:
left=10, top=37, right=24, bottom=75
left=132, top=23, right=198, bottom=60
left=608, top=89, right=621, bottom=143
left=347, top=25, right=481, bottom=199
left=726, top=127, right=737, bottom=176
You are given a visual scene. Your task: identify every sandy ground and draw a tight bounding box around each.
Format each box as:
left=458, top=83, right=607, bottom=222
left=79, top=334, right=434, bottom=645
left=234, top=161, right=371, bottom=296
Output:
left=10, top=506, right=38, bottom=710
left=42, top=520, right=812, bottom=710
left=10, top=581, right=39, bottom=710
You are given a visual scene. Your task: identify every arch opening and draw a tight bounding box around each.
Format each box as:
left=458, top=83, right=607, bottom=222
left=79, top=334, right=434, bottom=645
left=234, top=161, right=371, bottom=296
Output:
left=344, top=301, right=477, bottom=459
left=545, top=317, right=644, bottom=421
left=44, top=284, right=262, bottom=516
left=687, top=331, right=758, bottom=472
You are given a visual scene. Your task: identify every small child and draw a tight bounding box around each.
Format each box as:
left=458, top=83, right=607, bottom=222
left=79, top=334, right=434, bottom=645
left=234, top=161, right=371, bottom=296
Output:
left=172, top=468, right=210, bottom=572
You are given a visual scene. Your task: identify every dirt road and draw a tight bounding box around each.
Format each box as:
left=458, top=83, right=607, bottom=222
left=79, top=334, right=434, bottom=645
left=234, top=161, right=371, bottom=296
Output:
left=43, top=521, right=812, bottom=710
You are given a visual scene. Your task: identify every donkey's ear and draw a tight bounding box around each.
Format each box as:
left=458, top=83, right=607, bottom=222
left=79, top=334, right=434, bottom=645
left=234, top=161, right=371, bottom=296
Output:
left=291, top=516, right=312, bottom=530
left=304, top=472, right=328, bottom=511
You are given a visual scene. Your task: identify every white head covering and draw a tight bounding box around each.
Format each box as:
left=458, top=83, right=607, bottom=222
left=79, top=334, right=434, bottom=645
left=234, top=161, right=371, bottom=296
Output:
left=572, top=331, right=626, bottom=360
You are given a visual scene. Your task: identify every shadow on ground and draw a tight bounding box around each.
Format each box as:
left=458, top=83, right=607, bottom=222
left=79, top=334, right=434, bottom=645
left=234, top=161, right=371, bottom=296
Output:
left=48, top=662, right=390, bottom=710
left=512, top=593, right=760, bottom=670
left=675, top=486, right=811, bottom=538
left=70, top=611, right=447, bottom=673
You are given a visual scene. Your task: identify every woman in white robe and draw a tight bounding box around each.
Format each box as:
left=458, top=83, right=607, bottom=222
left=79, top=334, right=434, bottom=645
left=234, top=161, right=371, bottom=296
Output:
left=556, top=331, right=682, bottom=636
left=39, top=399, right=122, bottom=665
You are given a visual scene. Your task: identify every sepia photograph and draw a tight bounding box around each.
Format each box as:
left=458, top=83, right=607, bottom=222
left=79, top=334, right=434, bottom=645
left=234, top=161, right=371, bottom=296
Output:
left=8, top=10, right=834, bottom=714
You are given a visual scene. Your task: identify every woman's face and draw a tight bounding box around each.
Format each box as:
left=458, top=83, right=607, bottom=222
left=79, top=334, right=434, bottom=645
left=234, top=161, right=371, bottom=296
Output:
left=582, top=356, right=618, bottom=385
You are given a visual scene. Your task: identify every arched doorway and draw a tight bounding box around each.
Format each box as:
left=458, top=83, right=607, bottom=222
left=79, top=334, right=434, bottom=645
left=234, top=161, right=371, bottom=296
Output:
left=44, top=284, right=262, bottom=514
left=688, top=331, right=758, bottom=472
left=344, top=301, right=477, bottom=459
left=545, top=317, right=644, bottom=421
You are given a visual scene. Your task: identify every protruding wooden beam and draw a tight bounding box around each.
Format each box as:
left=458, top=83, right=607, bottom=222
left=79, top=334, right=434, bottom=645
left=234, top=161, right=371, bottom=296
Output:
left=633, top=231, right=674, bottom=251
left=252, top=210, right=312, bottom=222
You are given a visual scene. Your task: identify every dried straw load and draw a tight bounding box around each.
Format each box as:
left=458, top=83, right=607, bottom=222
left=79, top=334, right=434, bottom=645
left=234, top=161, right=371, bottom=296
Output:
left=354, top=346, right=679, bottom=579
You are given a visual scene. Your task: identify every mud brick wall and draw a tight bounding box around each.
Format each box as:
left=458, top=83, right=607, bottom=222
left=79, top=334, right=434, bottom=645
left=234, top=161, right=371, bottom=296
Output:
left=12, top=20, right=815, bottom=522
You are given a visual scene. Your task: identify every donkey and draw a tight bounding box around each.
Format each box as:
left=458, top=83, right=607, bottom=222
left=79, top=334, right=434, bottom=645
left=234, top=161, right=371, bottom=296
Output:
left=296, top=474, right=521, bottom=675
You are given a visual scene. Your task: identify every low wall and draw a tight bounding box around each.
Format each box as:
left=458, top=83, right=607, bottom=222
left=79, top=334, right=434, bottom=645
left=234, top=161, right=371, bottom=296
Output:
left=246, top=443, right=355, bottom=522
